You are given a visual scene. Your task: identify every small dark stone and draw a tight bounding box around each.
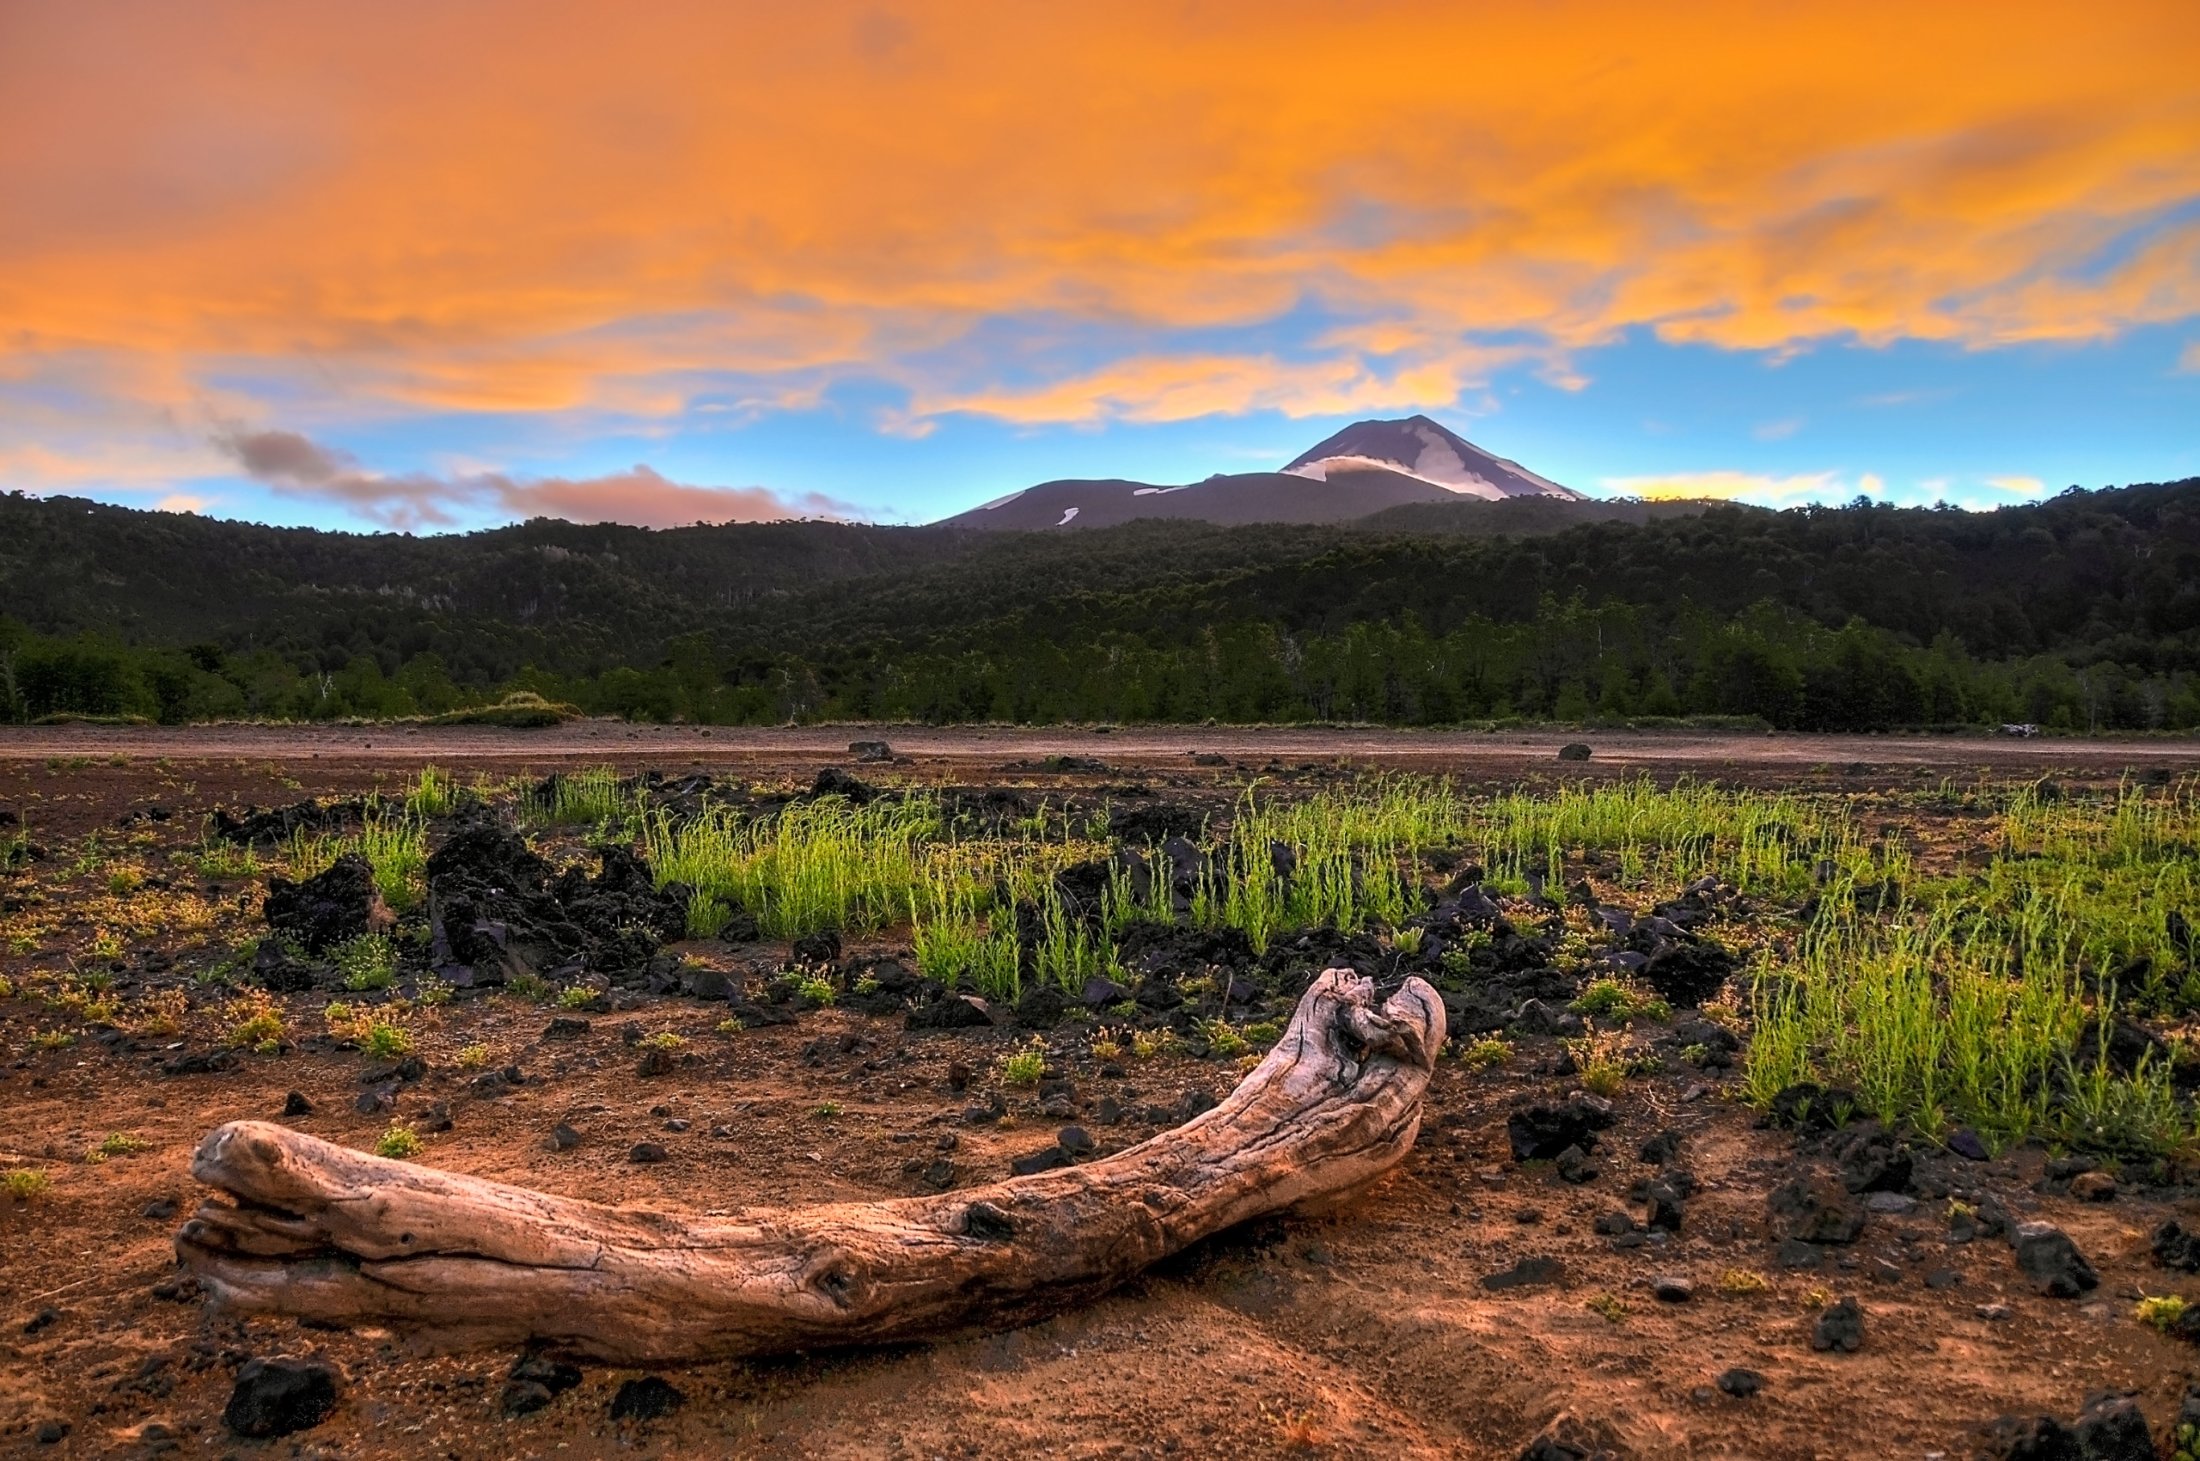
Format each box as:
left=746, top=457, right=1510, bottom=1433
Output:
left=222, top=1356, right=343, bottom=1438
left=1507, top=1094, right=1617, bottom=1162
left=636, top=1045, right=677, bottom=1078
left=1009, top=1146, right=1071, bottom=1176
left=501, top=1380, right=555, bottom=1417
left=1767, top=1176, right=1865, bottom=1244
left=140, top=1196, right=178, bottom=1221
left=1554, top=1144, right=1600, bottom=1184
left=1557, top=743, right=1593, bottom=762
left=1775, top=1237, right=1823, bottom=1270
left=542, top=1017, right=592, bottom=1041
left=1651, top=1275, right=1693, bottom=1303
left=1593, top=1210, right=1635, bottom=1237
left=607, top=1375, right=686, bottom=1423
left=280, top=1090, right=313, bottom=1117
left=1715, top=1367, right=1765, bottom=1399
left=416, top=1100, right=453, bottom=1134
left=1926, top=1267, right=1961, bottom=1290
left=33, top=1420, right=68, bottom=1445
left=2152, top=1220, right=2200, bottom=1272
left=1972, top=1414, right=2078, bottom=1461
left=1766, top=1081, right=1858, bottom=1132
left=1637, top=1129, right=1680, bottom=1166
left=628, top=1141, right=669, bottom=1164
left=1480, top=1256, right=1566, bottom=1291
left=1836, top=1125, right=1913, bottom=1194
left=2069, top=1392, right=2153, bottom=1461
left=550, top=1123, right=582, bottom=1151
left=23, top=1306, right=59, bottom=1335
left=2011, top=1222, right=2099, bottom=1298
left=1810, top=1296, right=1864, bottom=1353
left=1056, top=1125, right=1096, bottom=1157
left=1642, top=1179, right=1685, bottom=1234
left=1946, top=1128, right=1991, bottom=1161
left=510, top=1353, right=582, bottom=1395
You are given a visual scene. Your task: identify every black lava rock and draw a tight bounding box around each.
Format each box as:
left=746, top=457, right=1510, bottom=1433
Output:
left=2071, top=1392, right=2153, bottom=1461
left=1974, top=1415, right=2077, bottom=1460
left=1642, top=1179, right=1685, bottom=1234
left=1010, top=1146, right=1071, bottom=1176
left=1480, top=1256, right=1565, bottom=1291
left=222, top=1356, right=343, bottom=1438
left=1836, top=1125, right=1914, bottom=1194
left=2012, top=1222, right=2099, bottom=1298
left=2153, top=1220, right=2200, bottom=1272
left=1507, top=1094, right=1617, bottom=1162
left=908, top=994, right=995, bottom=1030
left=1810, top=1296, right=1864, bottom=1353
left=1715, top=1367, right=1765, bottom=1398
left=608, top=1375, right=686, bottom=1423
left=501, top=1353, right=582, bottom=1417
left=1765, top=1082, right=1859, bottom=1132
left=263, top=853, right=383, bottom=955
left=1768, top=1176, right=1865, bottom=1244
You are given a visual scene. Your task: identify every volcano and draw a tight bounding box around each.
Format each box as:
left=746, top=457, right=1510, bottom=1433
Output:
left=937, top=415, right=1580, bottom=530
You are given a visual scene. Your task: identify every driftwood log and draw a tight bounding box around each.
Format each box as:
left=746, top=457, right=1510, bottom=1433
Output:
left=177, top=969, right=1443, bottom=1365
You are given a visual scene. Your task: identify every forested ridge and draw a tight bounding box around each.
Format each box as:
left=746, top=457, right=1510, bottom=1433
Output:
left=3, top=479, right=2197, bottom=731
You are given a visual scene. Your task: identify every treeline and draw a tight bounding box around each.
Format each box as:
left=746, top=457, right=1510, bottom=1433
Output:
left=2, top=479, right=2197, bottom=732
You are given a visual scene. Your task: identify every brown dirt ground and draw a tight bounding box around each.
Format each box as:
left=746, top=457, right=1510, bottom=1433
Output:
left=2, top=728, right=2198, bottom=1460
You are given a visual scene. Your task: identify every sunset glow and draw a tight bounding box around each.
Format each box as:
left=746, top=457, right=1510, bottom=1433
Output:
left=3, top=1, right=2196, bottom=526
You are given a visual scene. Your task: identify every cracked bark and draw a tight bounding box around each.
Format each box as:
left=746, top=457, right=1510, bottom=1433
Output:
left=177, top=968, right=1443, bottom=1365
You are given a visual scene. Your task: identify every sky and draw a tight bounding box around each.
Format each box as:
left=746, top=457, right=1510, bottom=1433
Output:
left=2, top=0, right=2197, bottom=532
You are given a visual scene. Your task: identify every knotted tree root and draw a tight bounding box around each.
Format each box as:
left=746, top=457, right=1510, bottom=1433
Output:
left=178, top=969, right=1443, bottom=1364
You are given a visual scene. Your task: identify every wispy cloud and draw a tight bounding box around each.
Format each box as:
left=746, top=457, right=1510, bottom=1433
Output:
left=1752, top=417, right=1804, bottom=441
left=1983, top=475, right=2047, bottom=496
left=212, top=427, right=853, bottom=530
left=2180, top=341, right=2200, bottom=373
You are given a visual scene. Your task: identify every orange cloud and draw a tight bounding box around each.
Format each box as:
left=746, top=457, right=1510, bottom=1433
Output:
left=212, top=428, right=849, bottom=529
left=0, top=0, right=2193, bottom=432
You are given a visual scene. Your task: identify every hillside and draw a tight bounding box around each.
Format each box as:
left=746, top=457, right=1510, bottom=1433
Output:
left=2, top=480, right=2197, bottom=732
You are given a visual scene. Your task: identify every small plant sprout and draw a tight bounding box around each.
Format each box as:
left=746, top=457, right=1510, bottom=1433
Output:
left=1130, top=1028, right=1173, bottom=1060
left=812, top=1101, right=843, bottom=1118
left=456, top=1042, right=491, bottom=1069
left=2137, top=1294, right=2189, bottom=1332
left=225, top=993, right=285, bottom=1052
left=1390, top=925, right=1425, bottom=955
left=1716, top=1268, right=1770, bottom=1297
left=716, top=1017, right=745, bottom=1035
left=376, top=1124, right=423, bottom=1159
left=1459, top=1036, right=1513, bottom=1070
left=795, top=974, right=836, bottom=1006
left=1586, top=1292, right=1627, bottom=1324
left=557, top=985, right=598, bottom=1010
left=1089, top=1027, right=1123, bottom=1061
left=1200, top=1017, right=1248, bottom=1059
left=4, top=1169, right=51, bottom=1200
left=85, top=1132, right=148, bottom=1164
left=640, top=1031, right=687, bottom=1052
left=1000, top=1040, right=1047, bottom=1085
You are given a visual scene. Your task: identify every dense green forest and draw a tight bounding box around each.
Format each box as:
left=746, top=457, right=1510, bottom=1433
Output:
left=3, top=480, right=2198, bottom=732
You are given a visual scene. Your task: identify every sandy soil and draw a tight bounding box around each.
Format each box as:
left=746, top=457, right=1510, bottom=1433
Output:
left=2, top=739, right=2196, bottom=1459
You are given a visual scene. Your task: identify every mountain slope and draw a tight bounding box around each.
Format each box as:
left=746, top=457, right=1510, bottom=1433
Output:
left=936, top=414, right=1580, bottom=529
left=936, top=468, right=1462, bottom=531
left=1282, top=415, right=1582, bottom=500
